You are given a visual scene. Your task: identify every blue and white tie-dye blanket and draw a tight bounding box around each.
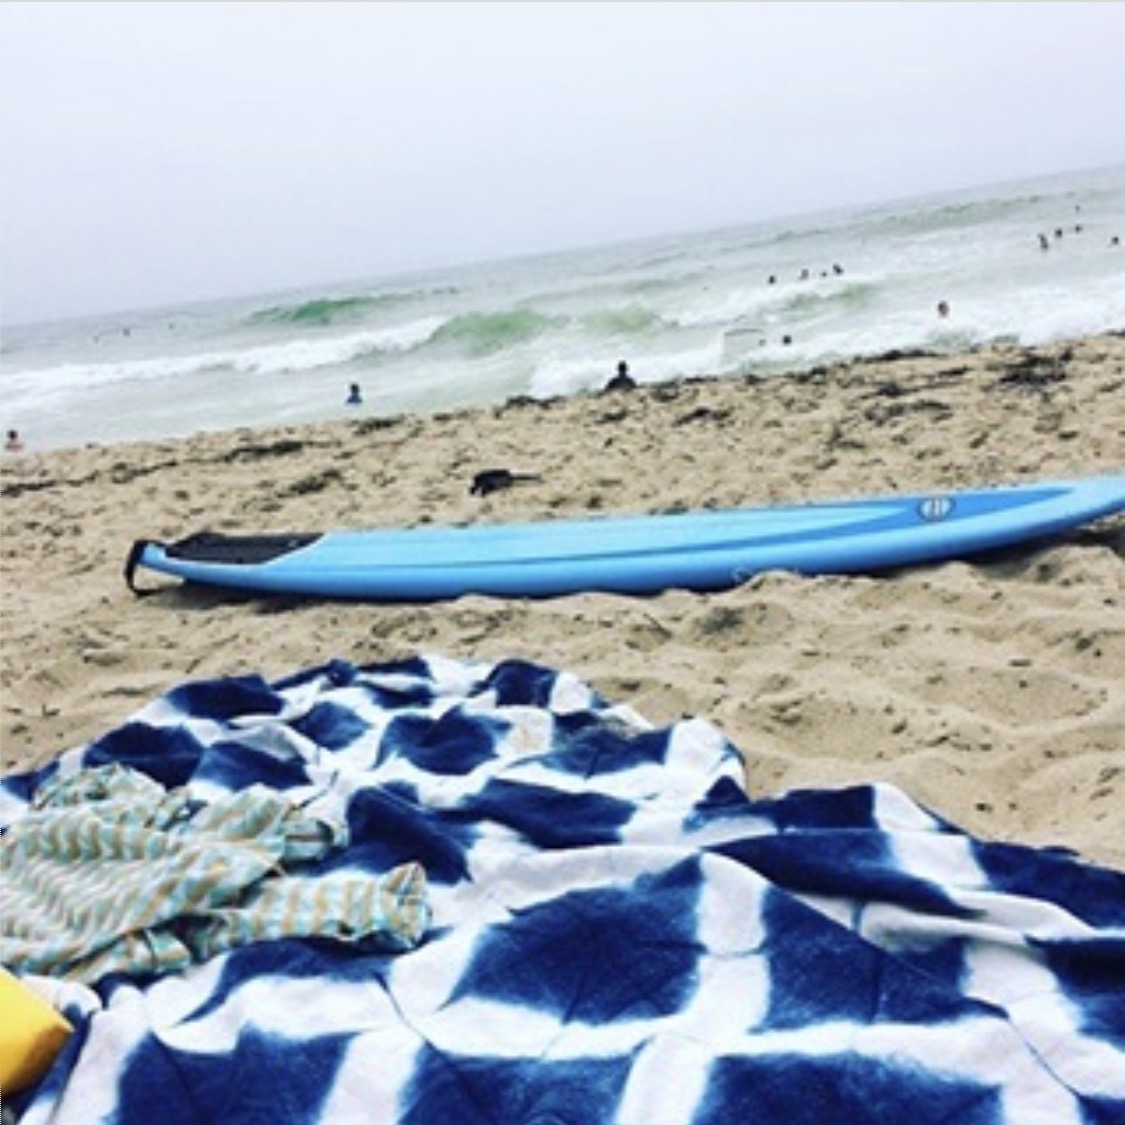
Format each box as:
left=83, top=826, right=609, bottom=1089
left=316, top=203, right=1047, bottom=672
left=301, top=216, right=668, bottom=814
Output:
left=2, top=655, right=1123, bottom=1124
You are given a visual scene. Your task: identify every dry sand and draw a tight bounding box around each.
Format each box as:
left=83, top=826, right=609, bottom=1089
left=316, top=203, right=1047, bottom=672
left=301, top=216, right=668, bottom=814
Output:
left=2, top=334, right=1123, bottom=866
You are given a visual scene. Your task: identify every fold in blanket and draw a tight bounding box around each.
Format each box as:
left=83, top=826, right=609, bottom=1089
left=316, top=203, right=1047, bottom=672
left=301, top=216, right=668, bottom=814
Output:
left=1, top=655, right=1122, bottom=1125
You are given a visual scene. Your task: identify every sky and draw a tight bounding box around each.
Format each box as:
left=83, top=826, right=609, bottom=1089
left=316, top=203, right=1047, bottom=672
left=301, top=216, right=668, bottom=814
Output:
left=2, top=2, right=1124, bottom=326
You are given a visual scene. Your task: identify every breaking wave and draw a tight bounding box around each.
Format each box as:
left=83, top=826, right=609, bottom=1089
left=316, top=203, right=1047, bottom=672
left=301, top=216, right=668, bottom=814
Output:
left=429, top=309, right=562, bottom=356
left=250, top=295, right=387, bottom=327
left=248, top=284, right=459, bottom=328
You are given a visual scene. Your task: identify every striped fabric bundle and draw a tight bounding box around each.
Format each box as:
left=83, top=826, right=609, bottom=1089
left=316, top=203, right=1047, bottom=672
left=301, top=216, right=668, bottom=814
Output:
left=1, top=764, right=428, bottom=982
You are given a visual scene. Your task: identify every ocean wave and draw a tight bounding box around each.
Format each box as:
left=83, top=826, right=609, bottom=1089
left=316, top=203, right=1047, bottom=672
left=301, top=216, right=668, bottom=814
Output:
left=229, top=318, right=445, bottom=374
left=968, top=276, right=1125, bottom=347
left=4, top=317, right=447, bottom=406
left=248, top=285, right=459, bottom=328
left=580, top=305, right=664, bottom=335
left=855, top=192, right=1056, bottom=241
left=767, top=222, right=839, bottom=246
left=250, top=295, right=386, bottom=326
left=673, top=285, right=779, bottom=330
left=781, top=278, right=881, bottom=314
left=1, top=354, right=232, bottom=408
left=674, top=275, right=880, bottom=332
left=622, top=246, right=697, bottom=273
left=429, top=309, right=563, bottom=356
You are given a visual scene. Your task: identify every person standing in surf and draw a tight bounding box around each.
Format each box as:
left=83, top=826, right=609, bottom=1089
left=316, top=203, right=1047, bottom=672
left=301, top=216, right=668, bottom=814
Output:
left=605, top=361, right=636, bottom=392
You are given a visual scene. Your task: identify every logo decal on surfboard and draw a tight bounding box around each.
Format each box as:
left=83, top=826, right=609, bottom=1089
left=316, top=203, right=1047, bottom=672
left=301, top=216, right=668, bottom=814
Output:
left=919, top=496, right=954, bottom=522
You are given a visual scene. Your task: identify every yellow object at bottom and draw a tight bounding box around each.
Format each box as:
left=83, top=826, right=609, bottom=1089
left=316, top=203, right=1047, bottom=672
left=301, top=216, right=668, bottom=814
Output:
left=0, top=966, right=74, bottom=1094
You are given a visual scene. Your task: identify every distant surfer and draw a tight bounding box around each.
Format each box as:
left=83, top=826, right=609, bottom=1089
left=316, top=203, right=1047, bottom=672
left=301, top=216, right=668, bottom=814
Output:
left=5, top=429, right=24, bottom=453
left=346, top=383, right=363, bottom=406
left=1038, top=233, right=1050, bottom=251
left=937, top=300, right=950, bottom=319
left=605, top=360, right=636, bottom=392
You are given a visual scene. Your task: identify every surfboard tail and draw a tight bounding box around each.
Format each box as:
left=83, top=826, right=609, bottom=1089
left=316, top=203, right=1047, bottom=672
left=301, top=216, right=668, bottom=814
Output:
left=124, top=539, right=163, bottom=596
left=125, top=532, right=321, bottom=595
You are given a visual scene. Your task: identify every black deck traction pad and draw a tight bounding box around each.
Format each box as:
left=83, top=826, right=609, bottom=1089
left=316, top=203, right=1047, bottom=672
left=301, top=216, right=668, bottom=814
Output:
left=163, top=531, right=322, bottom=565
left=125, top=532, right=322, bottom=595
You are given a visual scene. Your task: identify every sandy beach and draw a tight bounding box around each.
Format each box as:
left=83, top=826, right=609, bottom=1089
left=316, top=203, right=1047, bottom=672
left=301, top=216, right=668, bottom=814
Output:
left=2, top=333, right=1123, bottom=867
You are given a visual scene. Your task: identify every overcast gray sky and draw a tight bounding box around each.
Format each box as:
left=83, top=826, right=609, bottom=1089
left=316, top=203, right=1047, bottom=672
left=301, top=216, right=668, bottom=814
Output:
left=2, top=2, right=1123, bottom=325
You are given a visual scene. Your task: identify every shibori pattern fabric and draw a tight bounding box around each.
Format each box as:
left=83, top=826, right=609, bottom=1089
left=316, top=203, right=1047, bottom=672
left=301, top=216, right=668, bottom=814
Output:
left=0, top=655, right=1122, bottom=1125
left=0, top=764, right=429, bottom=983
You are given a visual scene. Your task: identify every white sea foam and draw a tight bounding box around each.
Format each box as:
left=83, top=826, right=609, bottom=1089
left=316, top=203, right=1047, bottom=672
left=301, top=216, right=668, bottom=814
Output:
left=3, top=316, right=448, bottom=411
left=673, top=287, right=780, bottom=330
left=530, top=340, right=725, bottom=400
left=227, top=316, right=446, bottom=375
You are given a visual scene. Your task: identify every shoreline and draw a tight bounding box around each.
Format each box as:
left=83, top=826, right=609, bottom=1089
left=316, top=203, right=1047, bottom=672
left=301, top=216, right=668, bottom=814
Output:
left=3, top=333, right=1123, bottom=866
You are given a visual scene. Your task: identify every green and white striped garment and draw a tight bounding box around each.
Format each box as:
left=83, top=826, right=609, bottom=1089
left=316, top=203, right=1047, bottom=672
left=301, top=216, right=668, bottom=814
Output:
left=0, top=765, right=428, bottom=984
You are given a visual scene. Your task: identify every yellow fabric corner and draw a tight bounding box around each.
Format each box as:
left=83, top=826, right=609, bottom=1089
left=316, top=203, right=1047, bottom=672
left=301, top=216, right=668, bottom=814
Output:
left=0, top=966, right=73, bottom=1094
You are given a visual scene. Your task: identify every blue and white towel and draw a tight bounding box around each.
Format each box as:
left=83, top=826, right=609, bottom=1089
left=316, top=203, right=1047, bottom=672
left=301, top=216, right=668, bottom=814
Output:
left=2, top=655, right=1123, bottom=1124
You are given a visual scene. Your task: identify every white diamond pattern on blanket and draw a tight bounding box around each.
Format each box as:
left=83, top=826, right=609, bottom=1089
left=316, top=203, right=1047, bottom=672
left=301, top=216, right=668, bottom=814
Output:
left=2, top=655, right=1123, bottom=1124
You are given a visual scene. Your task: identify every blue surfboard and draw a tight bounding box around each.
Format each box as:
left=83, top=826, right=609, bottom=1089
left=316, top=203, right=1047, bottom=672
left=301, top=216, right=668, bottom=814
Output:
left=126, top=475, right=1125, bottom=601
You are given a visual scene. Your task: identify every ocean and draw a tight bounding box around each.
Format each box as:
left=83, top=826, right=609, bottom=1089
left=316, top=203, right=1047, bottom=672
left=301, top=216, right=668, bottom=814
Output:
left=3, top=164, right=1123, bottom=453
